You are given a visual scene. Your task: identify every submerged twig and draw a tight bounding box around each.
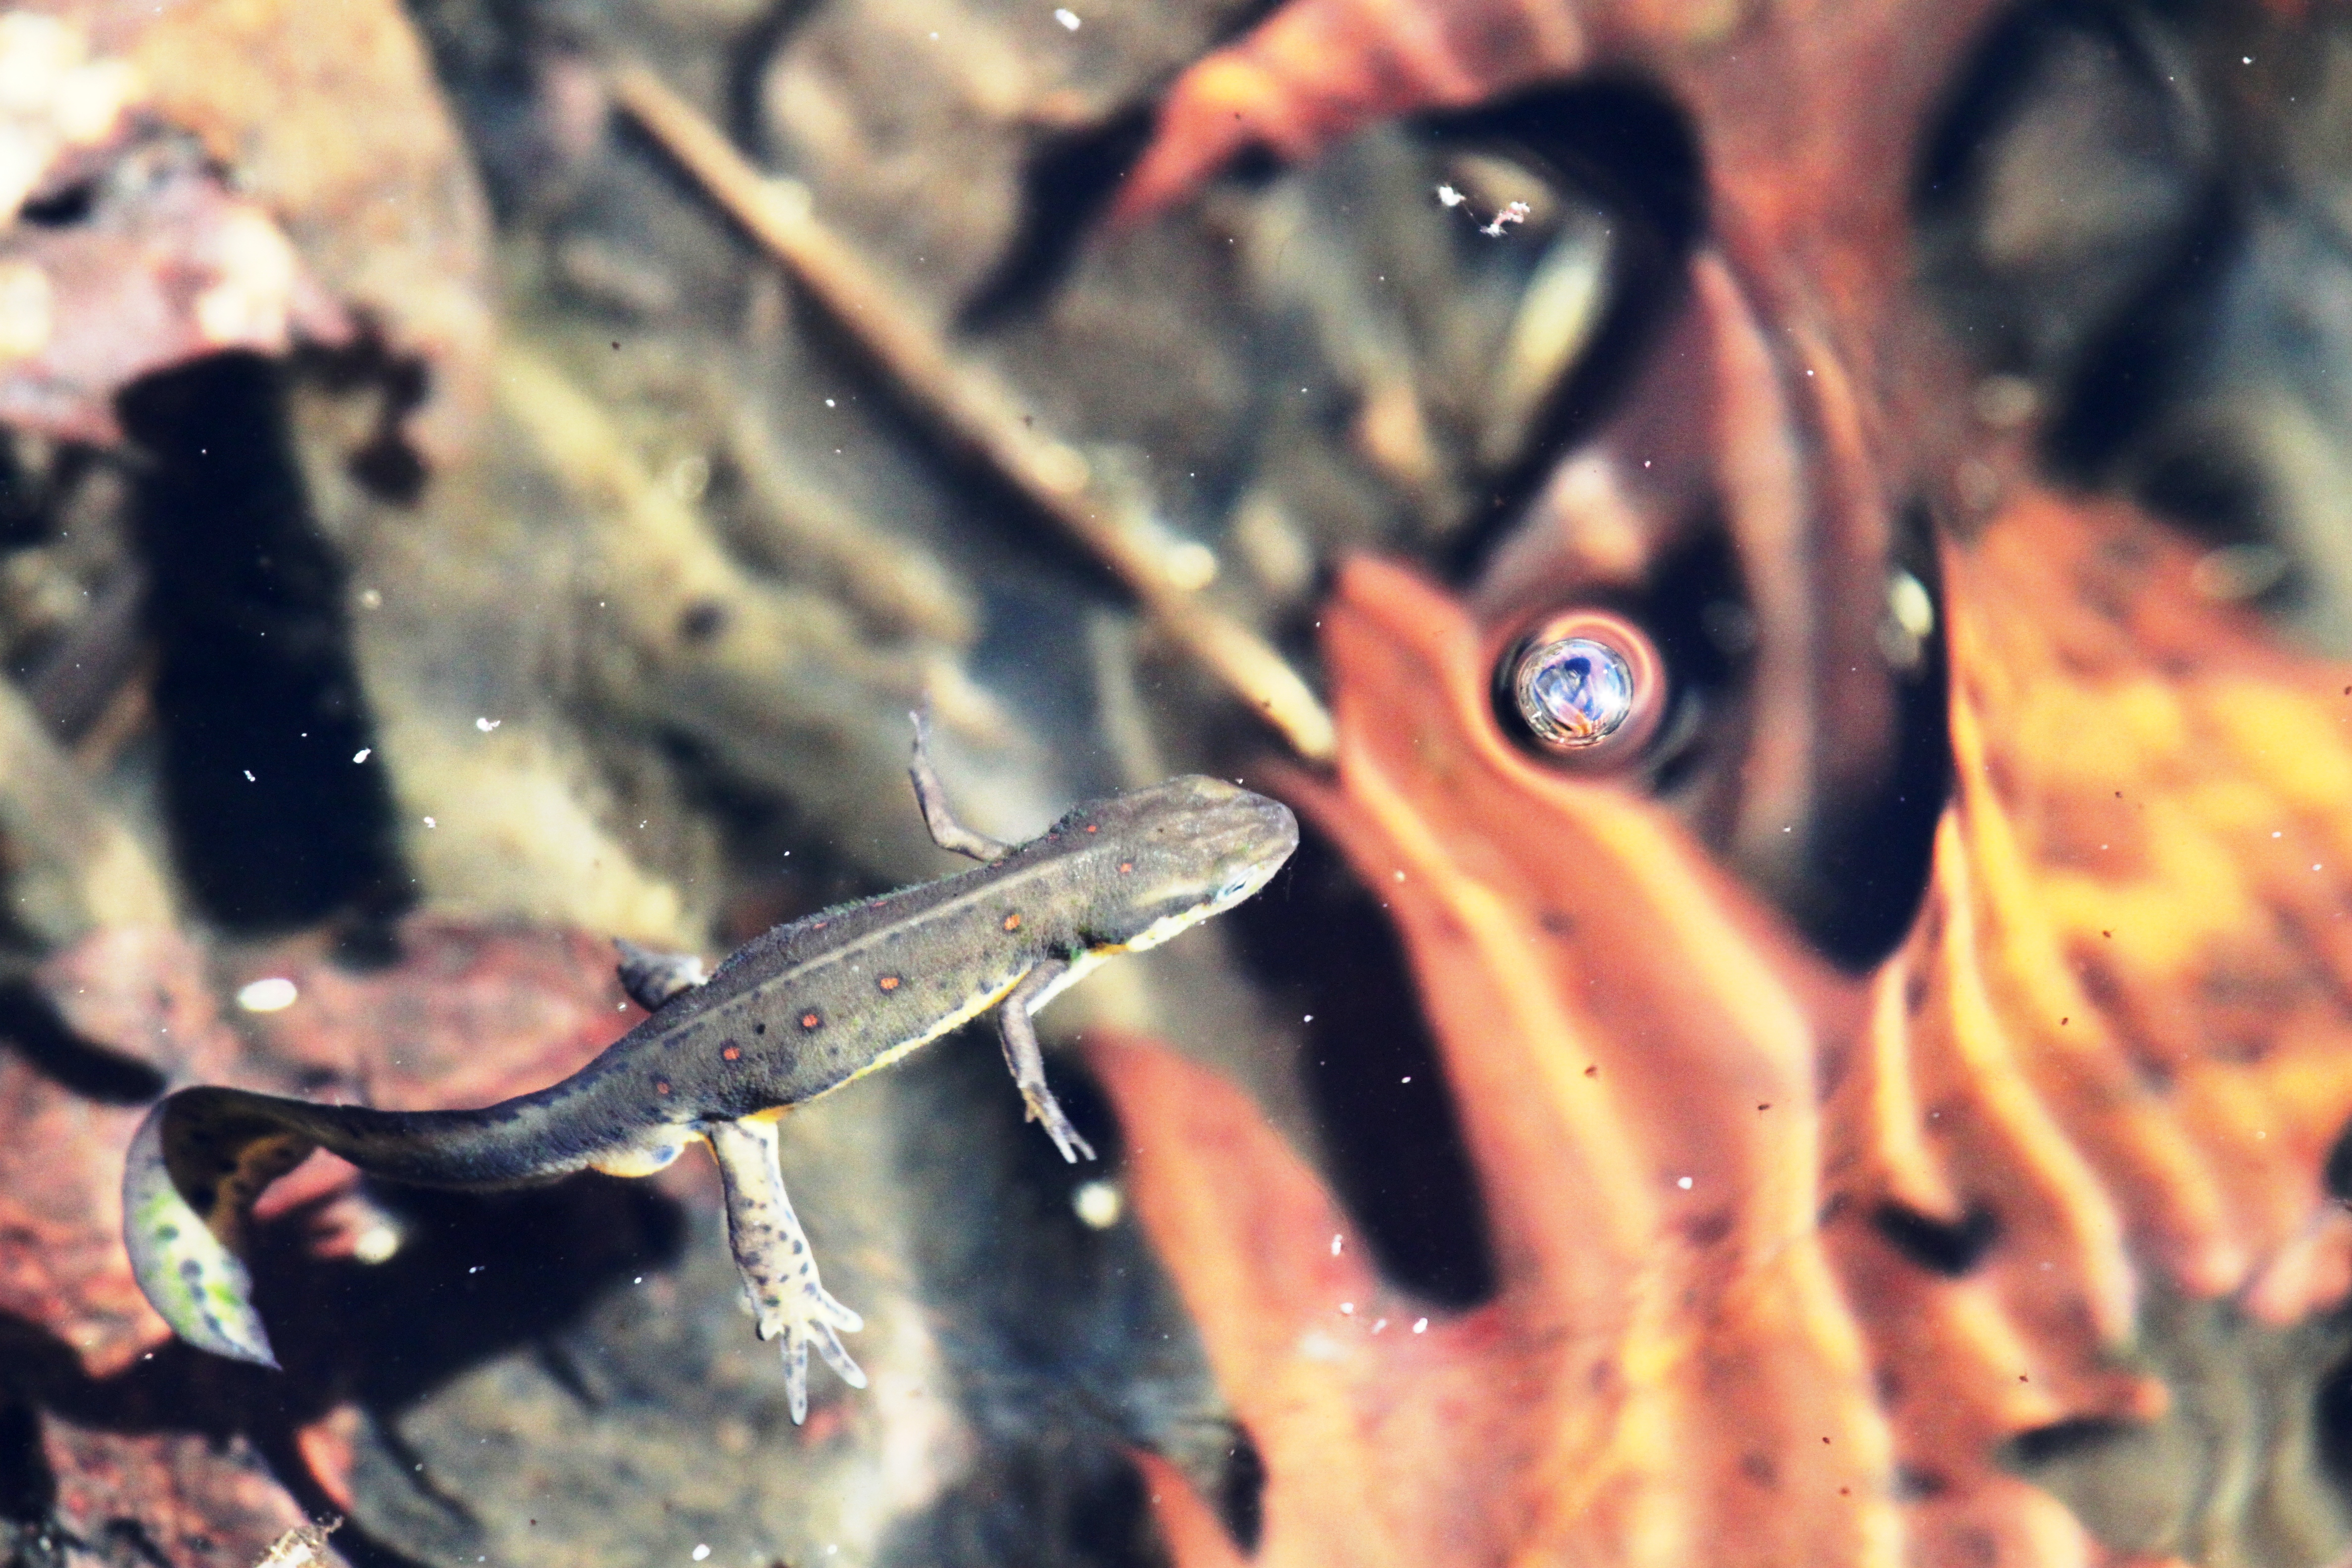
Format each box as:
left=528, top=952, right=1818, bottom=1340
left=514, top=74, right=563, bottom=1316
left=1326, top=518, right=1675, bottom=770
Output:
left=718, top=391, right=978, bottom=647
left=493, top=343, right=1008, bottom=878
left=606, top=62, right=1336, bottom=761
left=0, top=673, right=172, bottom=943
left=24, top=562, right=147, bottom=744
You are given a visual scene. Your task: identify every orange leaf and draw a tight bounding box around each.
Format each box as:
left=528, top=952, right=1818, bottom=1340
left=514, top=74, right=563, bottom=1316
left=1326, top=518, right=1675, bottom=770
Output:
left=1100, top=489, right=2352, bottom=1565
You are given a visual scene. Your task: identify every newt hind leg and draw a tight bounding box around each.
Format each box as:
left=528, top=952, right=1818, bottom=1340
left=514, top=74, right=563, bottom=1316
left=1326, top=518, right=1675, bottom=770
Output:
left=705, top=1117, right=865, bottom=1424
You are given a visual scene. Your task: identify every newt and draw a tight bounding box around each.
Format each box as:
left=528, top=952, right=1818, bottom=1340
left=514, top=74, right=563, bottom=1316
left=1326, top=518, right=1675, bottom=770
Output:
left=123, top=718, right=1297, bottom=1422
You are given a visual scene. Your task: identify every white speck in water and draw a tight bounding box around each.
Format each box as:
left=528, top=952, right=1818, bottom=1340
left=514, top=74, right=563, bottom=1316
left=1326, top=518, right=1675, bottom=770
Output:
left=352, top=748, right=370, bottom=763
left=1436, top=184, right=1466, bottom=207
left=1393, top=870, right=1406, bottom=882
left=1073, top=1179, right=1123, bottom=1228
left=243, top=769, right=255, bottom=782
left=1478, top=200, right=1530, bottom=238
left=237, top=977, right=298, bottom=1013
left=1339, top=1302, right=1354, bottom=1315
left=423, top=816, right=437, bottom=828
left=468, top=1265, right=483, bottom=1274
left=359, top=588, right=383, bottom=609
left=1331, top=1233, right=1343, bottom=1256
left=1054, top=6, right=1080, bottom=27
left=693, top=1548, right=711, bottom=1563
left=475, top=716, right=500, bottom=732
left=1676, top=1176, right=1694, bottom=1190
left=634, top=1275, right=644, bottom=1284
left=1413, top=1318, right=1428, bottom=1333
left=352, top=1222, right=401, bottom=1264
left=1372, top=1319, right=1387, bottom=1332
left=825, top=397, right=836, bottom=407
left=1401, top=1076, right=1412, bottom=1084
left=1303, top=1013, right=1314, bottom=1023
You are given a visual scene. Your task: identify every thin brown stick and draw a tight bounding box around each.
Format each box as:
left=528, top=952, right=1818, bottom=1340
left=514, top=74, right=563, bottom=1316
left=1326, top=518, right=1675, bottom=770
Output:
left=606, top=62, right=1336, bottom=761
left=0, top=674, right=173, bottom=943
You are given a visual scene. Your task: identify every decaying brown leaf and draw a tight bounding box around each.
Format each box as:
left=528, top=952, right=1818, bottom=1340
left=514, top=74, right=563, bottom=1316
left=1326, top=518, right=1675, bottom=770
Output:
left=0, top=9, right=344, bottom=443
left=40, top=1417, right=329, bottom=1568
left=1120, top=0, right=2028, bottom=945
left=0, top=0, right=489, bottom=452
left=1095, top=483, right=2352, bottom=1566
left=1, top=928, right=242, bottom=1376
left=0, top=918, right=635, bottom=1561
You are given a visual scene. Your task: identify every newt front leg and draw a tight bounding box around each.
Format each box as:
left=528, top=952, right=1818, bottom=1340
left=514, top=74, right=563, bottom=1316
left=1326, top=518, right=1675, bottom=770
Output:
left=998, top=960, right=1095, bottom=1164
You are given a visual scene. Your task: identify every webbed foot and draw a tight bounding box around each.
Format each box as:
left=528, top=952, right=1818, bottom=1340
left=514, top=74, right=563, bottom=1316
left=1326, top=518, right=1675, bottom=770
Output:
left=614, top=938, right=708, bottom=1012
left=705, top=1116, right=865, bottom=1423
left=1019, top=1081, right=1097, bottom=1165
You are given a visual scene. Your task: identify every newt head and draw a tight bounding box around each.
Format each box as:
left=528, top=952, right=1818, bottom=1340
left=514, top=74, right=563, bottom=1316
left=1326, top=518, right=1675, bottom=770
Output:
left=1063, top=775, right=1299, bottom=954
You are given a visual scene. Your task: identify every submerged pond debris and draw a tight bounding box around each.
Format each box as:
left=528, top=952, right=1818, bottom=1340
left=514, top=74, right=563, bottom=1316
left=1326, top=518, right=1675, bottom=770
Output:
left=5, top=0, right=2352, bottom=1565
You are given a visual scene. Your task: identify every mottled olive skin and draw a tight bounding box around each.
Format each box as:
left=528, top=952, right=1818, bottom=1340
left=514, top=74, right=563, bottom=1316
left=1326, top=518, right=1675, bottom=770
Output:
left=124, top=774, right=1297, bottom=1368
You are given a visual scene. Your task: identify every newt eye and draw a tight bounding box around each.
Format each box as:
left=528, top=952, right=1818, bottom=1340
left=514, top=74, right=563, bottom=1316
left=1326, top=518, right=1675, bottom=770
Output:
left=1497, top=608, right=1665, bottom=767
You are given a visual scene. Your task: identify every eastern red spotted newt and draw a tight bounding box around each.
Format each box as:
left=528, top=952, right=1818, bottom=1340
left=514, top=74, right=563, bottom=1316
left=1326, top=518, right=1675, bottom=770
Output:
left=124, top=717, right=1297, bottom=1422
